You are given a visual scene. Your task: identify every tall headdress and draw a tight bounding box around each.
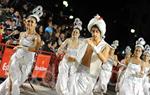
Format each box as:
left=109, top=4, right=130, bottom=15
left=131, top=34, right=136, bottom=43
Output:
left=135, top=37, right=146, bottom=50
left=111, top=40, right=119, bottom=49
left=28, top=5, right=43, bottom=22
left=144, top=44, right=150, bottom=55
left=73, top=18, right=82, bottom=31
left=87, top=14, right=106, bottom=37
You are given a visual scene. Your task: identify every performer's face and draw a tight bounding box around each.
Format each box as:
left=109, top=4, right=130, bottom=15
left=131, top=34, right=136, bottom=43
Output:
left=90, top=26, right=101, bottom=40
left=143, top=53, right=150, bottom=62
left=125, top=53, right=131, bottom=59
left=133, top=47, right=142, bottom=57
left=72, top=28, right=80, bottom=38
left=26, top=17, right=37, bottom=30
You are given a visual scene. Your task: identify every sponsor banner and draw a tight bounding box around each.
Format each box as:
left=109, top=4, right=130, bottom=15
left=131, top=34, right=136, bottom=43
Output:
left=32, top=54, right=51, bottom=78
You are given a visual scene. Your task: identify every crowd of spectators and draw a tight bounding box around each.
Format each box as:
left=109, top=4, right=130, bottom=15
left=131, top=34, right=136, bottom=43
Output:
left=0, top=2, right=84, bottom=55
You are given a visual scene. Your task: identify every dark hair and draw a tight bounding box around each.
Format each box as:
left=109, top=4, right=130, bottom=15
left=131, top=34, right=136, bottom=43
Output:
left=27, top=15, right=38, bottom=23
left=91, top=24, right=100, bottom=32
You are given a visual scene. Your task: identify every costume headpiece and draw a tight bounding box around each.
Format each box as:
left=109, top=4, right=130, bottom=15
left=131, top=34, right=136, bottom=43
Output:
left=87, top=14, right=106, bottom=37
left=73, top=18, right=82, bottom=31
left=111, top=40, right=119, bottom=49
left=135, top=37, right=146, bottom=50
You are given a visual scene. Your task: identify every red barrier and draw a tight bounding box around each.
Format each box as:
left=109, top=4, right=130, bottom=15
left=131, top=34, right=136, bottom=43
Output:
left=0, top=47, right=14, bottom=77
left=32, top=54, right=51, bottom=78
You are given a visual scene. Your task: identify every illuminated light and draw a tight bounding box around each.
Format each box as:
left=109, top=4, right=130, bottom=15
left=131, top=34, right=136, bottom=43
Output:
left=63, top=1, right=68, bottom=7
left=69, top=15, right=74, bottom=19
left=131, top=29, right=135, bottom=33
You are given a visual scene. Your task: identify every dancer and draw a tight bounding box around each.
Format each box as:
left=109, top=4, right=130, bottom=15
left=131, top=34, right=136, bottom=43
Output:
left=55, top=18, right=84, bottom=95
left=115, top=46, right=132, bottom=92
left=67, top=14, right=110, bottom=95
left=0, top=14, right=41, bottom=95
left=142, top=45, right=150, bottom=95
left=93, top=40, right=119, bottom=94
left=118, top=37, right=145, bottom=95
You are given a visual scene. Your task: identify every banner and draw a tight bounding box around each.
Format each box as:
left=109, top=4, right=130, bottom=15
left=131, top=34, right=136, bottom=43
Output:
left=32, top=54, right=51, bottom=78
left=0, top=48, right=14, bottom=78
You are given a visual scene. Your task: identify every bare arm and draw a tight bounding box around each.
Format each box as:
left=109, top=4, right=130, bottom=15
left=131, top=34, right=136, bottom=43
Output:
left=87, top=39, right=110, bottom=63
left=14, top=33, right=41, bottom=52
left=113, top=55, right=119, bottom=66
left=97, top=45, right=110, bottom=63
left=56, top=38, right=69, bottom=55
left=28, top=34, right=41, bottom=52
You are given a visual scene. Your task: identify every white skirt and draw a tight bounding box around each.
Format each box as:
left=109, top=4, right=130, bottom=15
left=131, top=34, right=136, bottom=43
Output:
left=0, top=49, right=35, bottom=95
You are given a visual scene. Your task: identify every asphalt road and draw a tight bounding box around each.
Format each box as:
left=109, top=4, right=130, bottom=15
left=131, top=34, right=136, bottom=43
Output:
left=20, top=83, right=116, bottom=95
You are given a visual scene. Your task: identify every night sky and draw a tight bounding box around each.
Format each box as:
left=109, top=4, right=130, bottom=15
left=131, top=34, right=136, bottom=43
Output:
left=71, top=0, right=150, bottom=48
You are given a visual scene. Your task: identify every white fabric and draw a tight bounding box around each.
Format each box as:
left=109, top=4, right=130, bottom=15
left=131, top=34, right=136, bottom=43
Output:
left=118, top=63, right=144, bottom=95
left=0, top=35, right=35, bottom=95
left=56, top=40, right=87, bottom=95
left=67, top=39, right=108, bottom=95
left=87, top=15, right=106, bottom=37
left=143, top=67, right=150, bottom=95
left=94, top=57, right=114, bottom=93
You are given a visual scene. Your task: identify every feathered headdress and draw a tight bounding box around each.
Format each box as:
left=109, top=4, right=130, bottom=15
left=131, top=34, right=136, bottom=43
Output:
left=73, top=18, right=82, bottom=31
left=135, top=37, right=146, bottom=50
left=87, top=14, right=106, bottom=37
left=111, top=40, right=119, bottom=49
left=144, top=44, right=150, bottom=55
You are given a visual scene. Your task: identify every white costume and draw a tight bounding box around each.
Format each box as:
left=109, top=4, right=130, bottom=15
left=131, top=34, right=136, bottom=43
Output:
left=56, top=14, right=108, bottom=95
left=118, top=62, right=144, bottom=95
left=67, top=39, right=108, bottom=95
left=55, top=39, right=85, bottom=95
left=0, top=34, right=36, bottom=95
left=56, top=18, right=84, bottom=95
left=116, top=46, right=132, bottom=92
left=94, top=57, right=114, bottom=93
left=94, top=40, right=119, bottom=93
left=143, top=44, right=150, bottom=95
left=143, top=67, right=150, bottom=95
left=118, top=38, right=146, bottom=95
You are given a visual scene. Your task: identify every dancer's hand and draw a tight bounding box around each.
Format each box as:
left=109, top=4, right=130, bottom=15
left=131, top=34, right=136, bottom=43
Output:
left=136, top=72, right=144, bottom=78
left=13, top=45, right=23, bottom=51
left=67, top=56, right=76, bottom=62
left=87, top=39, right=95, bottom=48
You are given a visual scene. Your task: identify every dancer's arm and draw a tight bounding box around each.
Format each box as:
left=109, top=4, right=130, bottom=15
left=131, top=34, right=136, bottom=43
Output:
left=56, top=38, right=69, bottom=56
left=87, top=39, right=110, bottom=63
